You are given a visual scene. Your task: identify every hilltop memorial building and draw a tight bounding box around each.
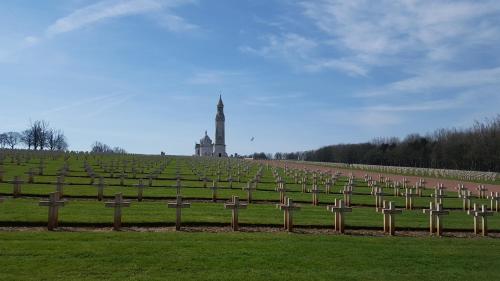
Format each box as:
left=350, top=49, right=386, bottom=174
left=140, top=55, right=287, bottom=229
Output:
left=194, top=96, right=228, bottom=157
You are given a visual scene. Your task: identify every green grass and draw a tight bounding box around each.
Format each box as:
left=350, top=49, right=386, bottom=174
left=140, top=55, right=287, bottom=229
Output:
left=1, top=198, right=499, bottom=230
left=1, top=153, right=499, bottom=280
left=0, top=231, right=499, bottom=281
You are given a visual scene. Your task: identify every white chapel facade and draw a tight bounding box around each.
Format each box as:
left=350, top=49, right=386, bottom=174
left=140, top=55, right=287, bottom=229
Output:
left=194, top=96, right=228, bottom=157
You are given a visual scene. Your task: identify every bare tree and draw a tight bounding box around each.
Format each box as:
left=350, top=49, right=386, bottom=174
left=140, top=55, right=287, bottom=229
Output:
left=0, top=133, right=7, bottom=148
left=5, top=132, right=21, bottom=149
left=21, top=129, right=34, bottom=149
left=29, top=120, right=50, bottom=150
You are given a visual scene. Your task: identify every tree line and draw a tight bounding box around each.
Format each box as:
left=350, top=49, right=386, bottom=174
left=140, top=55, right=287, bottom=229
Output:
left=90, top=141, right=127, bottom=154
left=0, top=120, right=68, bottom=151
left=273, top=115, right=500, bottom=172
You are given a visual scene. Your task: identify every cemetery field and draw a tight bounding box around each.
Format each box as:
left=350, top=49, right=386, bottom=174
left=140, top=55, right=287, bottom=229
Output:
left=1, top=231, right=500, bottom=280
left=1, top=151, right=500, bottom=280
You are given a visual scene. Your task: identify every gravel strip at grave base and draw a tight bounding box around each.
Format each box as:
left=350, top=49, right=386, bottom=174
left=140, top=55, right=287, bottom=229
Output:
left=1, top=226, right=499, bottom=238
left=260, top=160, right=500, bottom=193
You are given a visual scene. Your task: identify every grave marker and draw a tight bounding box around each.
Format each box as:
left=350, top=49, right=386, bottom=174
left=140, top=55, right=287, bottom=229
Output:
left=242, top=181, right=256, bottom=203
left=382, top=201, right=402, bottom=235
left=468, top=203, right=494, bottom=236
left=133, top=179, right=146, bottom=202
left=11, top=176, right=24, bottom=198
left=489, top=192, right=500, bottom=212
left=168, top=195, right=191, bottom=230
left=105, top=193, right=131, bottom=230
left=327, top=198, right=352, bottom=234
left=224, top=195, right=247, bottom=231
left=39, top=192, right=65, bottom=230
left=277, top=197, right=301, bottom=232
left=423, top=202, right=449, bottom=236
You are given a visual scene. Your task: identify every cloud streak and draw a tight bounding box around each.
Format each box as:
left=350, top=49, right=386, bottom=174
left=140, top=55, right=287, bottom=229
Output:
left=46, top=0, right=195, bottom=36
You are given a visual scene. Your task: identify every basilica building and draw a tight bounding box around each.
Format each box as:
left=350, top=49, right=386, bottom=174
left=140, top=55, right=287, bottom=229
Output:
left=194, top=96, right=228, bottom=157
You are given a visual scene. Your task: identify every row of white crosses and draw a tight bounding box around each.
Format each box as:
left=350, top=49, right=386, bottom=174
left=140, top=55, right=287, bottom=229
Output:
left=349, top=163, right=498, bottom=183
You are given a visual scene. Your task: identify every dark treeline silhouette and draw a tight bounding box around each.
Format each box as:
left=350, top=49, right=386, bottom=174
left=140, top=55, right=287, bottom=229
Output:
left=274, top=116, right=500, bottom=172
left=91, top=141, right=127, bottom=154
left=0, top=120, right=68, bottom=151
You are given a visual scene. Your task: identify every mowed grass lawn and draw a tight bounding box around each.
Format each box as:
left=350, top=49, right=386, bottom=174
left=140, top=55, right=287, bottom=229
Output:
left=0, top=231, right=499, bottom=280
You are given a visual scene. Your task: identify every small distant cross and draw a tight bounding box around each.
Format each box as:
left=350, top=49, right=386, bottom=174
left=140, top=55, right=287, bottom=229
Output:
left=133, top=179, right=146, bottom=202
left=242, top=181, right=256, bottom=203
left=489, top=192, right=500, bottom=212
left=95, top=176, right=106, bottom=201
left=342, top=185, right=353, bottom=207
left=11, top=176, right=24, bottom=198
left=477, top=185, right=488, bottom=199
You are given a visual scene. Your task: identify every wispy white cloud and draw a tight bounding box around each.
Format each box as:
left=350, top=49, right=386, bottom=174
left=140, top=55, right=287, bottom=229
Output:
left=241, top=33, right=317, bottom=62
left=46, top=0, right=195, bottom=36
left=241, top=33, right=365, bottom=75
left=361, top=67, right=500, bottom=97
left=300, top=0, right=500, bottom=65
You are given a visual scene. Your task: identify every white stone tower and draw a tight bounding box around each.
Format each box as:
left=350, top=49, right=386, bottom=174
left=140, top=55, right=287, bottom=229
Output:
left=213, top=95, right=227, bottom=157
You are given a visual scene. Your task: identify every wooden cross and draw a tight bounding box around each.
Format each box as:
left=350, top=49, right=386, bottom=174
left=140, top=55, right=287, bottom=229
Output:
left=382, top=201, right=402, bottom=235
left=277, top=197, right=301, bottom=232
left=393, top=182, right=400, bottom=196
left=326, top=198, right=352, bottom=234
left=404, top=188, right=417, bottom=210
left=415, top=182, right=424, bottom=197
left=374, top=187, right=387, bottom=212
left=276, top=183, right=287, bottom=204
left=26, top=168, right=35, bottom=184
left=309, top=184, right=320, bottom=206
left=119, top=173, right=127, bottom=186
left=168, top=195, right=191, bottom=230
left=170, top=178, right=182, bottom=195
left=423, top=202, right=449, bottom=236
left=342, top=185, right=352, bottom=207
left=148, top=174, right=154, bottom=187
left=55, top=176, right=65, bottom=197
left=456, top=184, right=467, bottom=198
left=39, top=192, right=66, bottom=230
left=105, top=193, right=131, bottom=230
left=201, top=175, right=208, bottom=188
left=95, top=176, right=105, bottom=201
left=224, top=195, right=247, bottom=231
left=461, top=190, right=472, bottom=211
left=489, top=192, right=500, bottom=212
left=431, top=189, right=446, bottom=207
left=468, top=203, right=494, bottom=236
left=11, top=176, right=24, bottom=198
left=210, top=180, right=218, bottom=202
left=133, top=179, right=146, bottom=202
left=325, top=180, right=332, bottom=194
left=242, top=181, right=256, bottom=203
left=301, top=177, right=307, bottom=193
left=477, top=185, right=488, bottom=199
left=228, top=176, right=233, bottom=189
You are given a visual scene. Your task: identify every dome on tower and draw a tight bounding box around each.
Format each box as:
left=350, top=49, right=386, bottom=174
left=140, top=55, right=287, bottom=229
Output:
left=200, top=131, right=213, bottom=145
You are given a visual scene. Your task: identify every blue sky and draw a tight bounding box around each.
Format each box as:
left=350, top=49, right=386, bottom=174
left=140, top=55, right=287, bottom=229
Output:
left=1, top=0, right=500, bottom=155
